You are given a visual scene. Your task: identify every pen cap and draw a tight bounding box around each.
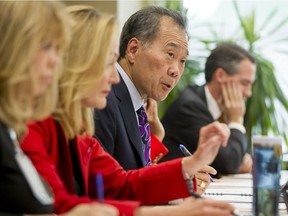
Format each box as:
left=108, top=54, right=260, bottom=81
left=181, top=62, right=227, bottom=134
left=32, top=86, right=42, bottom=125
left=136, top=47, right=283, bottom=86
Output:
left=96, top=173, right=104, bottom=202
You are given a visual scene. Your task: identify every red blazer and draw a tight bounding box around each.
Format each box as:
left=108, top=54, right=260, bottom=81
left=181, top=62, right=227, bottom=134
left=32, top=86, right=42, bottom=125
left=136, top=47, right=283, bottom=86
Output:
left=21, top=117, right=189, bottom=214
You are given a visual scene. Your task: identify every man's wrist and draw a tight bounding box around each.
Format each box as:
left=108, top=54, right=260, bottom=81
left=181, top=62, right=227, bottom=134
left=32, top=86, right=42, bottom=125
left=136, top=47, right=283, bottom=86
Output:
left=229, top=116, right=243, bottom=124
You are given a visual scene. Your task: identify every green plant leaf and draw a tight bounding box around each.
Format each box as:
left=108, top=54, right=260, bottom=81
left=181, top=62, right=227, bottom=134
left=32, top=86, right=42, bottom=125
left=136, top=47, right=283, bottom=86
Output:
left=267, top=15, right=288, bottom=36
left=156, top=0, right=288, bottom=148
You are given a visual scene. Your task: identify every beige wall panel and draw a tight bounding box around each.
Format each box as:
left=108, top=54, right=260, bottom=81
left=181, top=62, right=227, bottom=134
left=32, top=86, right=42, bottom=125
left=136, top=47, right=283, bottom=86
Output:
left=63, top=1, right=117, bottom=14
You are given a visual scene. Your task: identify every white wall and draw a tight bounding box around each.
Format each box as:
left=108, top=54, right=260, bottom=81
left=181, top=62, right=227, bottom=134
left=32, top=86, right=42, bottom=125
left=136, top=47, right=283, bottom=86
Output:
left=184, top=0, right=288, bottom=151
left=117, top=0, right=144, bottom=30
left=184, top=0, right=288, bottom=88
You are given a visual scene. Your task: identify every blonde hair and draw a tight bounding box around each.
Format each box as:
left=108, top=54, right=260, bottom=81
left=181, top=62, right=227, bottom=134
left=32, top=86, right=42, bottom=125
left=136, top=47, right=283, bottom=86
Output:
left=53, top=5, right=117, bottom=139
left=0, top=1, right=71, bottom=138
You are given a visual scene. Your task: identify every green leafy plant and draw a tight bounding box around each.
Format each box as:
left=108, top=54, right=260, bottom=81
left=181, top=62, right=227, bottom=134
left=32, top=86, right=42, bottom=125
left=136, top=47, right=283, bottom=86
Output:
left=152, top=0, right=288, bottom=147
left=231, top=1, right=288, bottom=146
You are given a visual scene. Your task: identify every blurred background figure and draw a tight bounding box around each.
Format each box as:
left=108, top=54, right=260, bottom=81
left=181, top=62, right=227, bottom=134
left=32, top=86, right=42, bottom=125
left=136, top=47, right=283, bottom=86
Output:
left=161, top=43, right=255, bottom=176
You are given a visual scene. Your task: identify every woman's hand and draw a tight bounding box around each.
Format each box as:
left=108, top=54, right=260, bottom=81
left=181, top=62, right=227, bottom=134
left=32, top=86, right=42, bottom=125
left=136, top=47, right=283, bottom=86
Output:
left=135, top=197, right=235, bottom=216
left=61, top=203, right=119, bottom=216
left=195, top=165, right=216, bottom=194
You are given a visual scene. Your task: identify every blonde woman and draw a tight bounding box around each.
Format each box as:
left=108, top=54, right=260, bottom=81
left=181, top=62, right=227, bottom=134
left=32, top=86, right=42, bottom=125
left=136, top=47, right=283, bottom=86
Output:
left=22, top=5, right=236, bottom=216
left=0, top=2, right=118, bottom=216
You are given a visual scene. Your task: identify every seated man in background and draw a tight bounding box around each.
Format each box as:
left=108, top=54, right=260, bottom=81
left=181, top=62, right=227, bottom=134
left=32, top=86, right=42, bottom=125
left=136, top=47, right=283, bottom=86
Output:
left=161, top=43, right=255, bottom=176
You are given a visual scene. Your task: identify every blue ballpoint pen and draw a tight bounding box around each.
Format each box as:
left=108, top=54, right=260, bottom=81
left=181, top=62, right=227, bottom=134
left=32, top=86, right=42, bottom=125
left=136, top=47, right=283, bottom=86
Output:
left=179, top=144, right=214, bottom=183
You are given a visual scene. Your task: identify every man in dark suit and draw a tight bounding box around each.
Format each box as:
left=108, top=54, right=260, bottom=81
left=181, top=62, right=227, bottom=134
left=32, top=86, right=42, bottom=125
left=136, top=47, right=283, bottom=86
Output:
left=161, top=43, right=256, bottom=176
left=94, top=6, right=189, bottom=170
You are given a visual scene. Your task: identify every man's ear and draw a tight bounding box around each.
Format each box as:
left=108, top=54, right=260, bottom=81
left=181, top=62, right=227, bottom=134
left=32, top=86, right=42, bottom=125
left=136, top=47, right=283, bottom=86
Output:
left=215, top=68, right=226, bottom=83
left=126, top=37, right=140, bottom=64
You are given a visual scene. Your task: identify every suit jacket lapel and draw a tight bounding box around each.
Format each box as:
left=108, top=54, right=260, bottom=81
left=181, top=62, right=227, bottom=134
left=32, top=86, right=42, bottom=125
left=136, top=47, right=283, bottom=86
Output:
left=194, top=85, right=214, bottom=120
left=196, top=85, right=207, bottom=105
left=113, top=77, right=145, bottom=166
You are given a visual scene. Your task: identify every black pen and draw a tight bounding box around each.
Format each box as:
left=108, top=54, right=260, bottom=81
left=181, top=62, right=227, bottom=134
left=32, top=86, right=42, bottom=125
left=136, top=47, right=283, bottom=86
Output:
left=185, top=174, right=239, bottom=216
left=179, top=144, right=214, bottom=183
left=184, top=173, right=201, bottom=198
left=181, top=145, right=239, bottom=216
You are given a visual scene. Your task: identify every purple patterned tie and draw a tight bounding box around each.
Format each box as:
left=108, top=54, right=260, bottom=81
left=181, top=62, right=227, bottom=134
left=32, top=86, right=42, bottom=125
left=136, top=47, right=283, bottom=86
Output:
left=136, top=106, right=151, bottom=166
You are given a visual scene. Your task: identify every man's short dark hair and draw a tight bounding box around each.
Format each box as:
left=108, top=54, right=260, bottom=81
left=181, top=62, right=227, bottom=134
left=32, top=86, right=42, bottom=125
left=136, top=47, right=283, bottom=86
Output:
left=205, top=43, right=256, bottom=82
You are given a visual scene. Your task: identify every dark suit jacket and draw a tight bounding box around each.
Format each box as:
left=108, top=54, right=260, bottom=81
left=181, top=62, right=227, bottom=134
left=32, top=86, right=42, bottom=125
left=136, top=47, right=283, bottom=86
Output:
left=94, top=76, right=146, bottom=170
left=0, top=122, right=53, bottom=214
left=160, top=85, right=248, bottom=175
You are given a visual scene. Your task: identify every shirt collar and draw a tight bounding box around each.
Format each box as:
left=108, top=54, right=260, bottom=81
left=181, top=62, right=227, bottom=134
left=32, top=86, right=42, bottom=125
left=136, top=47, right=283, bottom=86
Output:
left=204, top=85, right=222, bottom=120
left=116, top=63, right=143, bottom=111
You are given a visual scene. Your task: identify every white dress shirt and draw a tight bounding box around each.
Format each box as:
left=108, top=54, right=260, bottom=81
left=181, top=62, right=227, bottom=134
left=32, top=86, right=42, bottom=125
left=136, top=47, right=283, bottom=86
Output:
left=116, top=63, right=144, bottom=124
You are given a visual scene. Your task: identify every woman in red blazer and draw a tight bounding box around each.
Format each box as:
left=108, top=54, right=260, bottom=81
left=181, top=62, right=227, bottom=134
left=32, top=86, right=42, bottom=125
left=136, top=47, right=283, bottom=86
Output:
left=21, top=5, right=235, bottom=216
left=0, top=2, right=118, bottom=216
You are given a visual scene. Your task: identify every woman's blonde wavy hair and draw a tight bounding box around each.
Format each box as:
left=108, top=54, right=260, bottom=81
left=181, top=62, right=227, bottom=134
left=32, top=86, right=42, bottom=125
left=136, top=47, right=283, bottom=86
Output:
left=53, top=5, right=117, bottom=139
left=0, top=1, right=71, bottom=139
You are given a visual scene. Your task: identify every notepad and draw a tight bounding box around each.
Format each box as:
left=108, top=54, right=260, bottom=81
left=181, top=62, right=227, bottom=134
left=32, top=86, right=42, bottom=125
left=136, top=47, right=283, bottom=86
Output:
left=204, top=172, right=288, bottom=215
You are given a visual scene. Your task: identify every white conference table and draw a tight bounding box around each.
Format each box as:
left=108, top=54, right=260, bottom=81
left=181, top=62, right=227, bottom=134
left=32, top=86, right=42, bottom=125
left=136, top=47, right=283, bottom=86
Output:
left=203, top=171, right=288, bottom=216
